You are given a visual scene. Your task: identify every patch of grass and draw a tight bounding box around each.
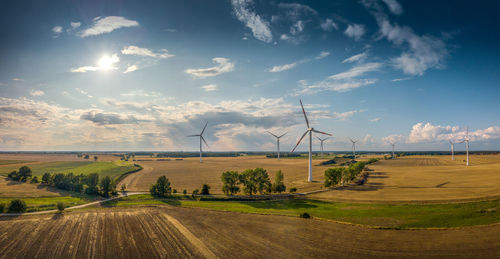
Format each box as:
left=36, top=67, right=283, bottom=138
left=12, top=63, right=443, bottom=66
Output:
left=107, top=194, right=500, bottom=229
left=0, top=161, right=141, bottom=180
left=0, top=194, right=98, bottom=212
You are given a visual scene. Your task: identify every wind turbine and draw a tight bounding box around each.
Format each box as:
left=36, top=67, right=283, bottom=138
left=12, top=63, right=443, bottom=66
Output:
left=187, top=122, right=209, bottom=163
left=291, top=100, right=332, bottom=182
left=458, top=127, right=470, bottom=166
left=315, top=136, right=329, bottom=158
left=389, top=142, right=396, bottom=159
left=267, top=131, right=287, bottom=160
left=449, top=139, right=456, bottom=161
left=349, top=138, right=359, bottom=159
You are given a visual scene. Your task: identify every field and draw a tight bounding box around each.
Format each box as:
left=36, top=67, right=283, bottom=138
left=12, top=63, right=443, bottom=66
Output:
left=120, top=156, right=339, bottom=193
left=309, top=154, right=500, bottom=202
left=1, top=206, right=500, bottom=258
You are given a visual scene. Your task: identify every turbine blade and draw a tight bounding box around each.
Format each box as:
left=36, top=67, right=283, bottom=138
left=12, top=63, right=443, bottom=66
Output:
left=312, top=129, right=332, bottom=136
left=201, top=136, right=209, bottom=148
left=200, top=121, right=208, bottom=135
left=349, top=137, right=353, bottom=143
left=315, top=136, right=322, bottom=141
left=266, top=131, right=278, bottom=138
left=291, top=130, right=308, bottom=152
left=278, top=132, right=288, bottom=138
left=299, top=99, right=310, bottom=128
left=187, top=135, right=200, bottom=137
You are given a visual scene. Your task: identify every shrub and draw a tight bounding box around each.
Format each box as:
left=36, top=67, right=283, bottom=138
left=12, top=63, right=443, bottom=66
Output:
left=0, top=203, right=5, bottom=213
left=192, top=189, right=199, bottom=195
left=173, top=189, right=177, bottom=194
left=121, top=184, right=127, bottom=193
left=367, top=158, right=379, bottom=164
left=201, top=184, right=210, bottom=195
left=272, top=170, right=286, bottom=193
left=289, top=187, right=297, bottom=193
left=30, top=176, right=39, bottom=184
left=57, top=202, right=65, bottom=212
left=183, top=189, right=187, bottom=195
left=324, top=168, right=343, bottom=187
left=7, top=171, right=20, bottom=181
left=41, top=172, right=52, bottom=185
left=7, top=199, right=27, bottom=213
left=299, top=212, right=311, bottom=218
left=221, top=171, right=240, bottom=195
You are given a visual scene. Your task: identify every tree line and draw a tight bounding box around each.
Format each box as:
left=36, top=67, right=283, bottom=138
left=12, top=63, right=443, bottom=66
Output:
left=324, top=158, right=378, bottom=188
left=221, top=168, right=286, bottom=195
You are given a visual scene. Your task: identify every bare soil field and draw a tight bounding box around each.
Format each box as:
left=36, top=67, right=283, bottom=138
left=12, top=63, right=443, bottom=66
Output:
left=0, top=177, right=68, bottom=198
left=120, top=156, right=335, bottom=193
left=310, top=154, right=500, bottom=203
left=1, top=206, right=499, bottom=258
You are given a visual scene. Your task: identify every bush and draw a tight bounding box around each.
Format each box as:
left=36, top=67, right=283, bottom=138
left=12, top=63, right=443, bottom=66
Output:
left=41, top=172, right=52, bottom=185
left=201, top=184, right=210, bottom=195
left=183, top=189, right=187, bottom=195
left=7, top=199, right=27, bottom=213
left=299, top=212, right=311, bottom=218
left=367, top=158, right=379, bottom=164
left=7, top=170, right=20, bottom=181
left=121, top=184, right=127, bottom=193
left=30, top=176, right=39, bottom=184
left=173, top=189, right=177, bottom=194
left=324, top=168, right=343, bottom=187
left=289, top=187, right=297, bottom=193
left=272, top=170, right=286, bottom=193
left=57, top=202, right=65, bottom=212
left=192, top=189, right=199, bottom=195
left=0, top=203, right=5, bottom=213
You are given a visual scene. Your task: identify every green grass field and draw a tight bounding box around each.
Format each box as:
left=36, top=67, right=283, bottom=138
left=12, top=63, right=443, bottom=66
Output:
left=0, top=194, right=98, bottom=212
left=0, top=160, right=141, bottom=180
left=104, top=194, right=500, bottom=229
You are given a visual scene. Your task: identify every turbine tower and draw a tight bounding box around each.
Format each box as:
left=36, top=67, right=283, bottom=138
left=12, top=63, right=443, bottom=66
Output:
left=459, top=126, right=470, bottom=166
left=349, top=138, right=359, bottom=159
left=187, top=122, right=209, bottom=163
left=291, top=100, right=332, bottom=182
left=389, top=141, right=396, bottom=159
left=315, top=136, right=329, bottom=158
left=267, top=131, right=287, bottom=160
left=449, top=139, right=456, bottom=161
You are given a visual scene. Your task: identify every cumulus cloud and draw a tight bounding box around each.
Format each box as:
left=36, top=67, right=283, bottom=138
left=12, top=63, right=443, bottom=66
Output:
left=184, top=58, right=234, bottom=78
left=30, top=90, right=45, bottom=96
left=121, top=46, right=174, bottom=59
left=330, top=110, right=362, bottom=121
left=293, top=62, right=381, bottom=95
left=70, top=21, right=81, bottom=29
left=320, top=18, right=338, bottom=31
left=201, top=84, right=218, bottom=92
left=52, top=26, right=63, bottom=35
left=381, top=0, right=403, bottom=15
left=344, top=24, right=366, bottom=41
left=123, top=65, right=138, bottom=74
left=290, top=20, right=305, bottom=35
left=231, top=0, right=272, bottom=43
left=80, top=16, right=139, bottom=37
left=342, top=52, right=367, bottom=63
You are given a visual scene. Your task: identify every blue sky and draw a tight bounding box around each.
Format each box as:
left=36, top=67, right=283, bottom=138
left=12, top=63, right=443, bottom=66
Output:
left=0, top=0, right=499, bottom=151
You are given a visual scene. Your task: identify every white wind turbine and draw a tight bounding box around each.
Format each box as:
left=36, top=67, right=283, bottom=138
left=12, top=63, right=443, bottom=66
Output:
left=449, top=139, right=456, bottom=161
left=389, top=141, right=396, bottom=159
left=267, top=131, right=287, bottom=160
left=349, top=138, right=359, bottom=159
left=291, top=100, right=332, bottom=182
left=187, top=122, right=209, bottom=163
left=315, top=136, right=329, bottom=158
left=458, top=126, right=470, bottom=166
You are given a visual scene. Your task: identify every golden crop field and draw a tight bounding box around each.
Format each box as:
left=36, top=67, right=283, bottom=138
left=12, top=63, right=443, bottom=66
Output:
left=309, top=154, right=500, bottom=203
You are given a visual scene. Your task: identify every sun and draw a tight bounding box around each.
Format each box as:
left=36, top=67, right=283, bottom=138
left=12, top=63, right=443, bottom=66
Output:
left=97, top=54, right=119, bottom=70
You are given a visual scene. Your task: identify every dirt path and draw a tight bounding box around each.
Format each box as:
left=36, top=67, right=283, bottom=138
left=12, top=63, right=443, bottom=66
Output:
left=118, top=163, right=153, bottom=191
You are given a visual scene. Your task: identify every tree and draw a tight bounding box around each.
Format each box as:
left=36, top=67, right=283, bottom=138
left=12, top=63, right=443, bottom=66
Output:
left=30, top=176, right=39, bottom=184
left=120, top=184, right=127, bottom=193
left=324, top=168, right=343, bottom=187
left=85, top=173, right=99, bottom=195
left=239, top=168, right=271, bottom=195
left=94, top=156, right=98, bottom=162
left=57, top=202, right=64, bottom=212
left=7, top=199, right=27, bottom=213
left=221, top=171, right=240, bottom=195
left=192, top=189, right=199, bottom=195
left=7, top=171, right=20, bottom=181
left=272, top=170, right=286, bottom=193
left=100, top=176, right=113, bottom=197
left=18, top=166, right=32, bottom=182
left=0, top=203, right=5, bottom=213
left=254, top=168, right=271, bottom=194
left=84, top=154, right=90, bottom=159
left=150, top=176, right=171, bottom=197
left=183, top=189, right=187, bottom=195
left=201, top=184, right=210, bottom=195
left=53, top=173, right=65, bottom=189
left=41, top=173, right=52, bottom=185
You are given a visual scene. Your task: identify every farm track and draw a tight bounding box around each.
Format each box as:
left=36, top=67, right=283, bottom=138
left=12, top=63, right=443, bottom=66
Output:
left=1, top=206, right=500, bottom=258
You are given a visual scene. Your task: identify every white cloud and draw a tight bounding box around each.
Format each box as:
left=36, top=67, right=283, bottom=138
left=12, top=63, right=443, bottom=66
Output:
left=231, top=0, right=272, bottom=43
left=277, top=3, right=318, bottom=18
left=381, top=134, right=406, bottom=144
left=184, top=58, right=234, bottom=78
left=70, top=21, right=81, bottom=29
left=344, top=24, right=365, bottom=41
left=293, top=62, right=381, bottom=95
left=123, top=65, right=138, bottom=74
left=342, top=52, right=367, bottom=63
left=71, top=66, right=98, bottom=73
left=52, top=26, right=63, bottom=34
left=75, top=88, right=93, bottom=98
left=290, top=20, right=305, bottom=35
left=269, top=62, right=297, bottom=73
left=71, top=53, right=120, bottom=73
left=315, top=51, right=330, bottom=60
left=369, top=117, right=381, bottom=122
left=80, top=16, right=139, bottom=37
left=30, top=90, right=45, bottom=96
left=121, top=45, right=174, bottom=59
left=408, top=122, right=458, bottom=143
left=280, top=34, right=290, bottom=40
left=12, top=78, right=24, bottom=81
left=320, top=18, right=338, bottom=31
left=391, top=77, right=411, bottom=82
left=381, top=0, right=403, bottom=15
left=330, top=110, right=362, bottom=121
left=201, top=84, right=218, bottom=92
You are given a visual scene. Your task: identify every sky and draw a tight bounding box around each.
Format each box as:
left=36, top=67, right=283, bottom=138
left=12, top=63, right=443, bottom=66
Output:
left=0, top=0, right=500, bottom=152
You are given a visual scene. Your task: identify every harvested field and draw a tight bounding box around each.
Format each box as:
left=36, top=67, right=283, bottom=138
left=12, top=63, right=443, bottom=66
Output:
left=1, top=206, right=500, bottom=258
left=0, top=177, right=70, bottom=198
left=309, top=154, right=500, bottom=203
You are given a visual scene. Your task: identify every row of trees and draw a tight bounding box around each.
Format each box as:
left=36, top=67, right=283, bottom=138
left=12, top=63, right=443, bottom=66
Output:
left=324, top=159, right=378, bottom=187
left=221, top=168, right=286, bottom=195
left=7, top=166, right=33, bottom=182
left=40, top=172, right=117, bottom=197
left=149, top=176, right=211, bottom=197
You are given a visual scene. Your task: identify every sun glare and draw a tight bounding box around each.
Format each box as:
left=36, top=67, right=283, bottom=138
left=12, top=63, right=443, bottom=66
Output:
left=97, top=54, right=119, bottom=70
